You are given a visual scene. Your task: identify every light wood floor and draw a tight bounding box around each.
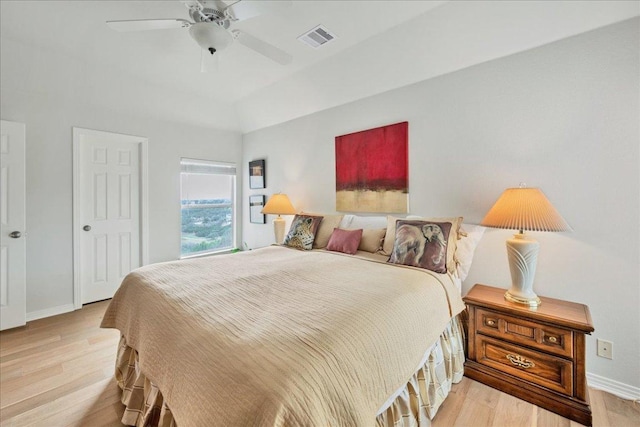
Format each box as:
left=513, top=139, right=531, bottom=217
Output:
left=1, top=301, right=638, bottom=427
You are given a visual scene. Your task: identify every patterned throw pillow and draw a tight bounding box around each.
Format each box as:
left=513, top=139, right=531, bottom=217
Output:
left=283, top=215, right=324, bottom=250
left=382, top=215, right=463, bottom=274
left=388, top=220, right=453, bottom=273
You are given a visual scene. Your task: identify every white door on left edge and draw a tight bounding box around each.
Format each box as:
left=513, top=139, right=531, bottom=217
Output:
left=75, top=128, right=141, bottom=304
left=0, top=120, right=26, bottom=331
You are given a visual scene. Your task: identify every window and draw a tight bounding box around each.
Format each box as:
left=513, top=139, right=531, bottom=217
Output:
left=180, top=158, right=236, bottom=257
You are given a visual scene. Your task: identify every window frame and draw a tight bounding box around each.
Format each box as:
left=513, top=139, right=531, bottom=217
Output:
left=179, top=158, right=237, bottom=259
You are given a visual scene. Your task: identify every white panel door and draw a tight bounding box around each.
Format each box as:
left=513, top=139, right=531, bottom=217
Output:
left=0, top=120, right=26, bottom=331
left=74, top=128, right=142, bottom=304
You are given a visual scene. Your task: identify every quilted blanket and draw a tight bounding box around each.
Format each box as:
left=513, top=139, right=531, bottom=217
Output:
left=101, top=246, right=465, bottom=426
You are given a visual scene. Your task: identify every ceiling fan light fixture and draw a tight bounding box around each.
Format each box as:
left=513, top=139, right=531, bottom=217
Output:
left=189, top=22, right=233, bottom=53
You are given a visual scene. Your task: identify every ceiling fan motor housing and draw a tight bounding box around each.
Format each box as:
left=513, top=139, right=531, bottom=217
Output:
left=189, top=7, right=228, bottom=26
left=189, top=21, right=233, bottom=53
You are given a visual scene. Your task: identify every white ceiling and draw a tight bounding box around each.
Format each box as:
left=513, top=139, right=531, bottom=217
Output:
left=1, top=1, right=638, bottom=133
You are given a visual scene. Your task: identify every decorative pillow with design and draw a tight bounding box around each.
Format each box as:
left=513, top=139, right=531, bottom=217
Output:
left=388, top=220, right=453, bottom=274
left=382, top=215, right=463, bottom=274
left=326, top=228, right=363, bottom=255
left=283, top=215, right=324, bottom=250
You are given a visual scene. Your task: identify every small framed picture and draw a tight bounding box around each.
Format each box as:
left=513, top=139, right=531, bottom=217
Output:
left=249, top=159, right=265, bottom=189
left=249, top=195, right=266, bottom=224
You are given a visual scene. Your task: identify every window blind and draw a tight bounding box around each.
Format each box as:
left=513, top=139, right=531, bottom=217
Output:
left=180, top=158, right=236, bottom=175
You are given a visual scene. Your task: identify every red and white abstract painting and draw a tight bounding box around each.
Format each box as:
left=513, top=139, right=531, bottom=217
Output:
left=335, top=121, right=408, bottom=213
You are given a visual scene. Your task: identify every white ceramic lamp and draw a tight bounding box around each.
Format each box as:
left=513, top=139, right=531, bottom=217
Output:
left=481, top=185, right=571, bottom=307
left=261, top=194, right=296, bottom=244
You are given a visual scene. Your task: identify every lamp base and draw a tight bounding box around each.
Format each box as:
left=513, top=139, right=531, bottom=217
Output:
left=505, top=232, right=542, bottom=308
left=504, top=291, right=542, bottom=307
left=273, top=216, right=286, bottom=245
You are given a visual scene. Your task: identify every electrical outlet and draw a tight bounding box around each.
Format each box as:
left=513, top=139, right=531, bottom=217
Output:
left=597, top=339, right=613, bottom=359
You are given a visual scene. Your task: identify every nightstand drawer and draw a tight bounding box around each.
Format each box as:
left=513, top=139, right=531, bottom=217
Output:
left=475, top=334, right=573, bottom=395
left=476, top=308, right=573, bottom=358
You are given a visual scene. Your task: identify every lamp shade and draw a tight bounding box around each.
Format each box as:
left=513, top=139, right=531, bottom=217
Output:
left=480, top=187, right=571, bottom=233
left=261, top=194, right=296, bottom=215
left=481, top=186, right=571, bottom=307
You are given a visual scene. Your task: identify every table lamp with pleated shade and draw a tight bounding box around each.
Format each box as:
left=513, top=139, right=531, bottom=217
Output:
left=481, top=185, right=571, bottom=307
left=261, top=194, right=296, bottom=244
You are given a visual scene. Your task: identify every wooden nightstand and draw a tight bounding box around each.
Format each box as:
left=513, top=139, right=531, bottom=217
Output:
left=464, top=284, right=594, bottom=426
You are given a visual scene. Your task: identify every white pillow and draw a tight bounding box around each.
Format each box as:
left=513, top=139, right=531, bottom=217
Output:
left=338, top=214, right=354, bottom=229
left=340, top=215, right=388, bottom=230
left=456, top=224, right=486, bottom=281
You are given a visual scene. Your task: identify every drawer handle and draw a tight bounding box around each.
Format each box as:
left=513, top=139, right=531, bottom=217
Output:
left=485, top=319, right=497, bottom=327
left=506, top=353, right=535, bottom=369
left=547, top=336, right=558, bottom=344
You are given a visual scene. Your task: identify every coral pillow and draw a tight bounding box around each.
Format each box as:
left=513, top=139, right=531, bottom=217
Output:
left=326, top=228, right=363, bottom=255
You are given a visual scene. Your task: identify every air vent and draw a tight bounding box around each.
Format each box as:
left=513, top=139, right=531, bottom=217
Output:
left=298, top=25, right=337, bottom=48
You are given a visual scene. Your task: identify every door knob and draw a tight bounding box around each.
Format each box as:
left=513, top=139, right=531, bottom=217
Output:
left=9, top=231, right=21, bottom=238
left=83, top=225, right=91, bottom=231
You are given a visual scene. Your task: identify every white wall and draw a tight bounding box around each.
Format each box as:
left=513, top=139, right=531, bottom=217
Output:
left=238, top=0, right=640, bottom=132
left=1, top=38, right=243, bottom=316
left=243, top=19, right=640, bottom=391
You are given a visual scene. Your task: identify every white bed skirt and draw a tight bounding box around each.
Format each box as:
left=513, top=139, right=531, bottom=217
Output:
left=114, top=315, right=465, bottom=427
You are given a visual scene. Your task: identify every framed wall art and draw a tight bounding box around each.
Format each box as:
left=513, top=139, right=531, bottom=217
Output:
left=249, top=195, right=266, bottom=224
left=249, top=159, right=266, bottom=189
left=335, top=121, right=408, bottom=213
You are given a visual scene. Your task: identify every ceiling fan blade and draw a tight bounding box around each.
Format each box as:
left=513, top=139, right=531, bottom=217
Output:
left=225, top=0, right=292, bottom=22
left=106, top=19, right=192, bottom=32
left=234, top=30, right=292, bottom=65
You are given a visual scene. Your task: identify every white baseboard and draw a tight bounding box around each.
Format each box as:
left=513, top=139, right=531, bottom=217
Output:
left=26, top=303, right=76, bottom=322
left=587, top=372, right=640, bottom=401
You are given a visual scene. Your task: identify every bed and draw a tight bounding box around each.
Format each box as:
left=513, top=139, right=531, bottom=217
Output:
left=101, top=214, right=484, bottom=427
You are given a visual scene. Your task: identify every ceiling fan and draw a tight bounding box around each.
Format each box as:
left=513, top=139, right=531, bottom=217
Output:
left=107, top=0, right=293, bottom=70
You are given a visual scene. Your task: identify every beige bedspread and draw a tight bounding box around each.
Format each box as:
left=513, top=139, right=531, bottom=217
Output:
left=101, top=246, right=465, bottom=426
